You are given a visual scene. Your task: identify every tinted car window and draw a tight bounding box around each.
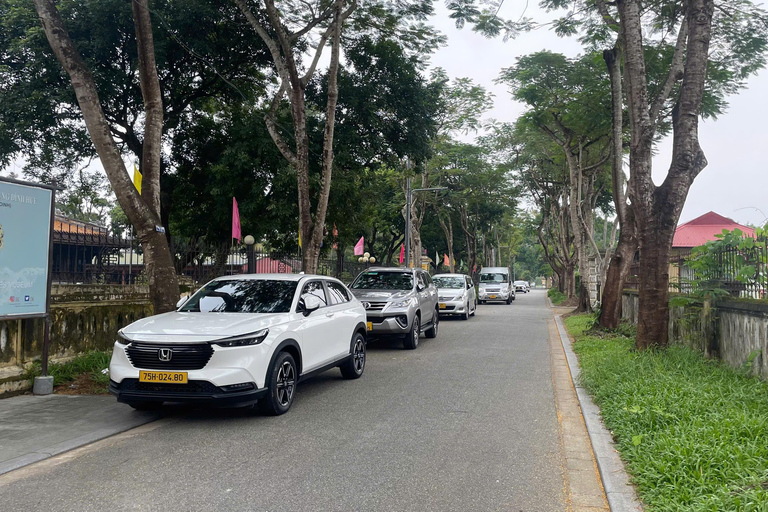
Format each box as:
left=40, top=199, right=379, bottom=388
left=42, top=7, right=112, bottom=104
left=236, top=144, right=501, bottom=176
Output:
left=302, top=281, right=328, bottom=307
left=351, top=271, right=414, bottom=290
left=433, top=276, right=464, bottom=288
left=326, top=281, right=350, bottom=304
left=180, top=279, right=297, bottom=313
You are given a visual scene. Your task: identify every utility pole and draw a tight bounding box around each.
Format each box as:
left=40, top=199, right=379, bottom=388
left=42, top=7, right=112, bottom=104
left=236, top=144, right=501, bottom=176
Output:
left=403, top=166, right=447, bottom=269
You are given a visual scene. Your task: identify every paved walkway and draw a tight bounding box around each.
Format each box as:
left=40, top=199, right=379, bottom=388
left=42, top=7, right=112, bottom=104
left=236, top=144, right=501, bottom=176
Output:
left=0, top=394, right=160, bottom=475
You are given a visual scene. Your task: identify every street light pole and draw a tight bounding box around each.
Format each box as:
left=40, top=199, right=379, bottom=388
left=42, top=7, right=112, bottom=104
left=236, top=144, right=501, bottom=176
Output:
left=405, top=177, right=412, bottom=268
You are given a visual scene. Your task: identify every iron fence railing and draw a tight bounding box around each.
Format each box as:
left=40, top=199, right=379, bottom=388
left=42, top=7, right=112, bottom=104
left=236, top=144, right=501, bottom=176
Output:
left=626, top=244, right=767, bottom=299
left=50, top=230, right=371, bottom=286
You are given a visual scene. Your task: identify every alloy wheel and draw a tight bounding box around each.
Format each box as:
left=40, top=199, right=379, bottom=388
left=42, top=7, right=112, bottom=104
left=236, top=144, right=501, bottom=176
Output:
left=353, top=338, right=365, bottom=373
left=276, top=361, right=296, bottom=407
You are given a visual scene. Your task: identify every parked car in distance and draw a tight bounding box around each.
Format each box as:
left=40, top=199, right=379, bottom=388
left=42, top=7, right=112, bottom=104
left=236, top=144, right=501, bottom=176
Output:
left=348, top=267, right=439, bottom=350
left=478, top=266, right=515, bottom=304
left=109, top=274, right=367, bottom=415
left=514, top=280, right=529, bottom=293
left=433, top=273, right=477, bottom=320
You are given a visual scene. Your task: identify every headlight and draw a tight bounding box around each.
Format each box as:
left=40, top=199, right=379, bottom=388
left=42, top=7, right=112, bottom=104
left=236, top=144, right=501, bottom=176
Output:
left=212, top=329, right=269, bottom=347
left=452, top=293, right=464, bottom=301
left=388, top=297, right=418, bottom=309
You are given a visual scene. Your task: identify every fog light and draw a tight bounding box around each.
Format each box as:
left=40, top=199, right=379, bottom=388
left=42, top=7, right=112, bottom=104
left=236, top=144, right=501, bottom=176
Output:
left=221, top=382, right=256, bottom=392
left=396, top=315, right=409, bottom=328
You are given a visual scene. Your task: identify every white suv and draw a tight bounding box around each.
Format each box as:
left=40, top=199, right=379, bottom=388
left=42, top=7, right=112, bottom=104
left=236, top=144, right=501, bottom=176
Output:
left=109, top=274, right=367, bottom=415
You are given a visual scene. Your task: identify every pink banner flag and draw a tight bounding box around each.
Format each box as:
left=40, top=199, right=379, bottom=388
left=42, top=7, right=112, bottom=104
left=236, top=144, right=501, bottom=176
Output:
left=444, top=254, right=450, bottom=266
left=354, top=236, right=364, bottom=256
left=232, top=197, right=241, bottom=241
left=399, top=244, right=404, bottom=264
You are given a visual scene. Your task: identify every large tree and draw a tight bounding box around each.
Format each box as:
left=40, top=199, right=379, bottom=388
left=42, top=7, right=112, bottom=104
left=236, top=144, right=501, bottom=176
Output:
left=498, top=51, right=613, bottom=311
left=233, top=0, right=440, bottom=273
left=32, top=0, right=180, bottom=312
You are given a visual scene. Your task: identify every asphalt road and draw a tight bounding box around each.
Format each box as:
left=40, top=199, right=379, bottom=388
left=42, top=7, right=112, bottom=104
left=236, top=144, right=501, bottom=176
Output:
left=0, top=289, right=565, bottom=511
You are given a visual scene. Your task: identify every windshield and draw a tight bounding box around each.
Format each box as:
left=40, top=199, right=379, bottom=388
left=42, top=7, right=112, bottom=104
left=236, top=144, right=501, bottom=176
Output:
left=433, top=277, right=464, bottom=289
left=480, top=273, right=508, bottom=283
left=351, top=271, right=414, bottom=291
left=179, top=279, right=298, bottom=313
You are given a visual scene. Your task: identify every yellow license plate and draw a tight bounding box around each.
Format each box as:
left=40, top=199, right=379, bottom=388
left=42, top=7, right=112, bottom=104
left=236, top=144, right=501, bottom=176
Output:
left=366, top=321, right=373, bottom=331
left=489, top=295, right=497, bottom=299
left=439, top=303, right=447, bottom=309
left=139, top=370, right=188, bottom=384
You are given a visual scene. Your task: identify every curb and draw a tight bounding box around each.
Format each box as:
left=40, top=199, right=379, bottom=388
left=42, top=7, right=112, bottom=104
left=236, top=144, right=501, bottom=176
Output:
left=554, top=314, right=644, bottom=512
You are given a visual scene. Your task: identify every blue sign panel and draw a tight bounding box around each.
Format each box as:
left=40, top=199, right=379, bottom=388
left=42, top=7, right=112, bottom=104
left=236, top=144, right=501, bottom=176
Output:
left=0, top=179, right=54, bottom=318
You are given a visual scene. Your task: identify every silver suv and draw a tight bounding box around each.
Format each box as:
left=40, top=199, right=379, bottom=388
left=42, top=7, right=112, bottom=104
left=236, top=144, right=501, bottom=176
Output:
left=349, top=267, right=439, bottom=349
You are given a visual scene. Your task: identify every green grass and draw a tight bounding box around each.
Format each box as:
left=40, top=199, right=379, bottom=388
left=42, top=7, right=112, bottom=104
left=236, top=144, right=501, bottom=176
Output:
left=547, top=288, right=568, bottom=305
left=27, top=350, right=111, bottom=393
left=564, top=314, right=768, bottom=511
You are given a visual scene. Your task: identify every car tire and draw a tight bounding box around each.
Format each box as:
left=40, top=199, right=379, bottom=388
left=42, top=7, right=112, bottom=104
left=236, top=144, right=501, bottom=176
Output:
left=340, top=332, right=366, bottom=379
left=425, top=310, right=439, bottom=338
left=261, top=352, right=297, bottom=416
left=471, top=300, right=476, bottom=316
left=506, top=295, right=512, bottom=304
left=479, top=300, right=485, bottom=305
left=461, top=302, right=469, bottom=321
left=127, top=401, right=163, bottom=411
left=403, top=315, right=420, bottom=350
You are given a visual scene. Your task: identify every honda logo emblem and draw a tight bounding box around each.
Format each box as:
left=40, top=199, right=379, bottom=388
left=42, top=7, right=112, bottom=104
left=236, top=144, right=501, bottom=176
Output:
left=158, top=348, right=173, bottom=362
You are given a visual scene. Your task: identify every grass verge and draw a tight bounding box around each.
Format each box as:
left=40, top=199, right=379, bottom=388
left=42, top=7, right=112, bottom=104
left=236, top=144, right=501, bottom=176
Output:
left=26, top=351, right=111, bottom=394
left=547, top=288, right=568, bottom=306
left=564, top=314, right=768, bottom=511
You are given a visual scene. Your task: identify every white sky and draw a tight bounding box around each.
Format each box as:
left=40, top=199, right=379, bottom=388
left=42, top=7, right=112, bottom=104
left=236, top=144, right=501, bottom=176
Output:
left=428, top=1, right=768, bottom=227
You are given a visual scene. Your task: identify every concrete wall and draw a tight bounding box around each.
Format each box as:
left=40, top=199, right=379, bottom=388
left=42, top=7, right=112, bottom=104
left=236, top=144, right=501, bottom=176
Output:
left=0, top=285, right=152, bottom=395
left=622, top=290, right=768, bottom=379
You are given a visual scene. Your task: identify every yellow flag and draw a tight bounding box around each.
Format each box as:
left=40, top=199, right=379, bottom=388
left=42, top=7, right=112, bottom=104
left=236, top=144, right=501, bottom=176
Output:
left=298, top=230, right=302, bottom=248
left=133, top=165, right=142, bottom=195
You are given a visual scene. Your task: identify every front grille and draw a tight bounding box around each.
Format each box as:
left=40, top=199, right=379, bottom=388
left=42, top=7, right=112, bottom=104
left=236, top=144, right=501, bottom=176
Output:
left=125, top=342, right=213, bottom=370
left=484, top=287, right=501, bottom=292
left=363, top=301, right=388, bottom=312
left=119, top=378, right=220, bottom=394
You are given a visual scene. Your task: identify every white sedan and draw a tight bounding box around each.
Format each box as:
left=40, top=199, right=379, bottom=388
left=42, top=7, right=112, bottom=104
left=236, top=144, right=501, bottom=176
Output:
left=109, top=274, right=367, bottom=415
left=433, top=273, right=477, bottom=320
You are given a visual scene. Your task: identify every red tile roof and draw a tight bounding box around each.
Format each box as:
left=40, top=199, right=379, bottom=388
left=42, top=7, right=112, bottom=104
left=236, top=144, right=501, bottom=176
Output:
left=673, top=211, right=755, bottom=248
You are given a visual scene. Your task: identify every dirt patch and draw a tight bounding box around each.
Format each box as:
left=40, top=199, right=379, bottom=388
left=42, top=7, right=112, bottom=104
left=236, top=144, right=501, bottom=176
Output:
left=54, top=374, right=109, bottom=395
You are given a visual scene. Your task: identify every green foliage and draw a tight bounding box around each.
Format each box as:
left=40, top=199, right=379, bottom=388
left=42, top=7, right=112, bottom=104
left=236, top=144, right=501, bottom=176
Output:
left=26, top=350, right=112, bottom=392
left=565, top=314, right=768, bottom=510
left=547, top=287, right=567, bottom=305
left=685, top=227, right=768, bottom=300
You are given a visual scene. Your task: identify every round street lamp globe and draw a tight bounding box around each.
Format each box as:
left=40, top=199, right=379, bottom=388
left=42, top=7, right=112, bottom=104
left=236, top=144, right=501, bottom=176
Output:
left=364, top=252, right=370, bottom=259
left=369, top=257, right=376, bottom=264
left=243, top=235, right=255, bottom=246
left=358, top=257, right=364, bottom=263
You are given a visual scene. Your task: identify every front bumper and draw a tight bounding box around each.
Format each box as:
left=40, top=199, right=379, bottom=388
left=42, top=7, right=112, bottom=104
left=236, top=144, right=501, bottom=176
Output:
left=437, top=299, right=468, bottom=315
left=109, top=378, right=267, bottom=407
left=365, top=311, right=413, bottom=336
left=478, top=290, right=509, bottom=301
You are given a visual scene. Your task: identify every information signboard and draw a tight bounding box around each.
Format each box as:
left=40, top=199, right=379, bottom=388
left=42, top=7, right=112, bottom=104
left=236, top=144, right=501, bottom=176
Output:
left=0, top=177, right=55, bottom=319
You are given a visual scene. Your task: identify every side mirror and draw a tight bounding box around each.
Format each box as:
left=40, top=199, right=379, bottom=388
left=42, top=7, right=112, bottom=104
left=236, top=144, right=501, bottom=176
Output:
left=417, top=283, right=425, bottom=292
left=176, top=295, right=190, bottom=309
left=299, top=294, right=323, bottom=316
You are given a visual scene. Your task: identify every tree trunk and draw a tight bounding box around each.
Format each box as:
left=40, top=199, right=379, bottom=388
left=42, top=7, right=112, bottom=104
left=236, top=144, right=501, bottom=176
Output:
left=599, top=218, right=636, bottom=328
left=34, top=0, right=179, bottom=313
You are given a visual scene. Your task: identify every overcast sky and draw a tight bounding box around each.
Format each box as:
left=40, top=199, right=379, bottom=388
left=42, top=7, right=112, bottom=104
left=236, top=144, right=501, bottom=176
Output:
left=428, top=1, right=768, bottom=228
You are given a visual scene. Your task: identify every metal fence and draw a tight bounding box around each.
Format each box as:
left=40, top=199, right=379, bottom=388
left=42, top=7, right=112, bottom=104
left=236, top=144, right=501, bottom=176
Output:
left=50, top=228, right=370, bottom=286
left=627, top=244, right=768, bottom=299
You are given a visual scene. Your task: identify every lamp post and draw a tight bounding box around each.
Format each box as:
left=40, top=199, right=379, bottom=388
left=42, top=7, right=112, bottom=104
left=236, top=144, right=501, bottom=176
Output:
left=244, top=235, right=255, bottom=273
left=358, top=252, right=376, bottom=268
left=404, top=176, right=448, bottom=269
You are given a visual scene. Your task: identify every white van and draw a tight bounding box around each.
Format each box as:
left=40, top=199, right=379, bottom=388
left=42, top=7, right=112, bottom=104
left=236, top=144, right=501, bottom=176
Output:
left=477, top=267, right=515, bottom=304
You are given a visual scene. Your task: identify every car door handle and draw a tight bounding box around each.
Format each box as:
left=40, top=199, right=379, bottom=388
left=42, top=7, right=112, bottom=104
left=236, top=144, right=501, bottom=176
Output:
left=326, top=312, right=335, bottom=318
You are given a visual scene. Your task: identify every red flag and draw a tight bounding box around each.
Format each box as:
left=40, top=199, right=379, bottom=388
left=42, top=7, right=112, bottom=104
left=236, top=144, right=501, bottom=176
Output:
left=444, top=254, right=450, bottom=266
left=232, top=197, right=241, bottom=242
left=399, top=244, right=404, bottom=264
left=354, top=236, right=364, bottom=256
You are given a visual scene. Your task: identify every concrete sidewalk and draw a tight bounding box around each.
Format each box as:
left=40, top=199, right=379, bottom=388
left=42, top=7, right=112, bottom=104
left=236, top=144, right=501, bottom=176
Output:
left=0, top=394, right=160, bottom=475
